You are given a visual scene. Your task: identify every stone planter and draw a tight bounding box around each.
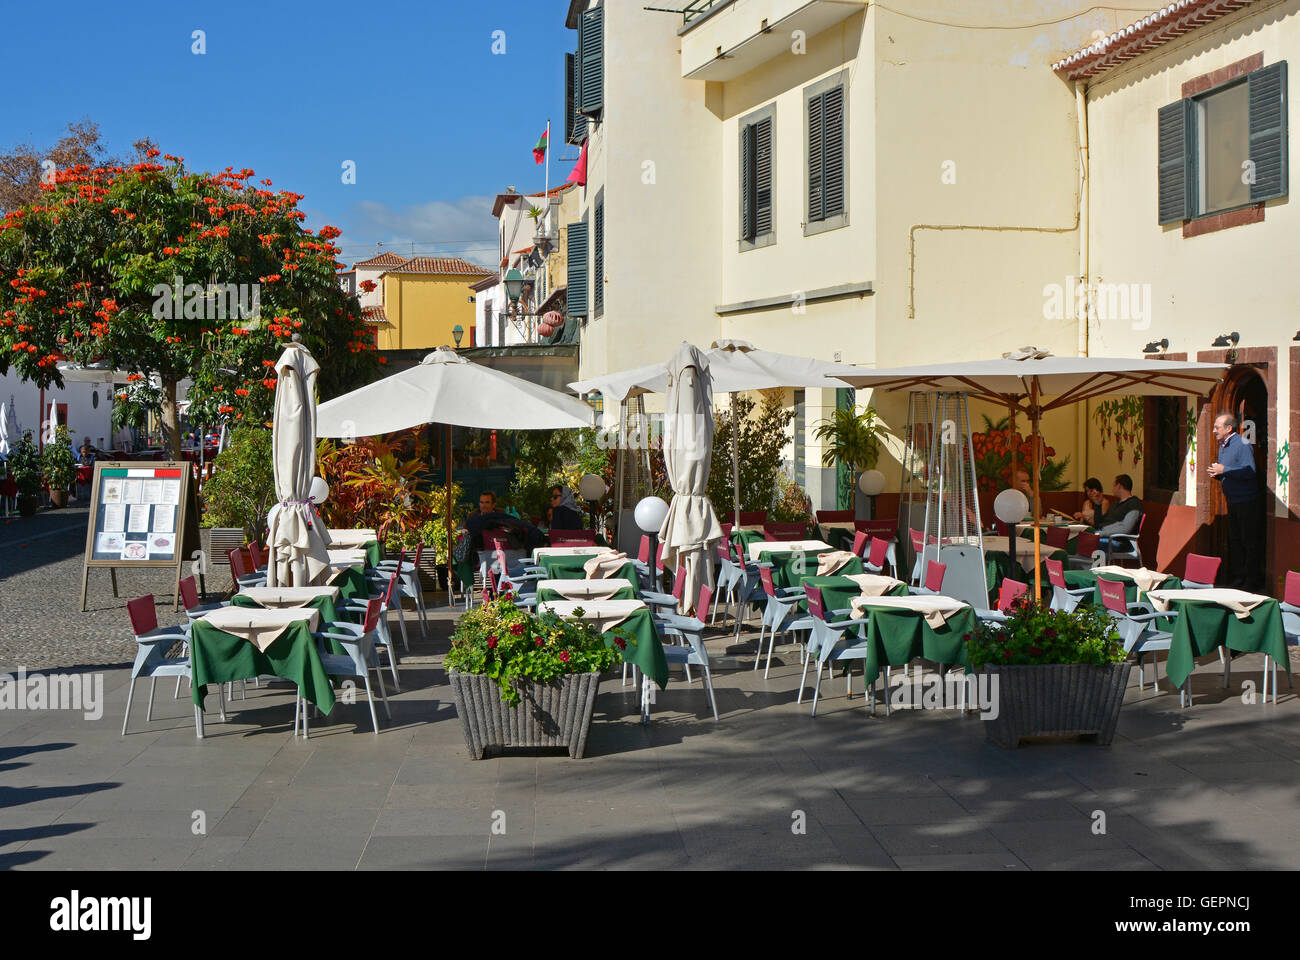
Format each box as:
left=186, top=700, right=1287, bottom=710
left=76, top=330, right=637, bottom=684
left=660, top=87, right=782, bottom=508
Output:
left=447, top=669, right=601, bottom=759
left=980, top=662, right=1132, bottom=748
left=48, top=489, right=69, bottom=509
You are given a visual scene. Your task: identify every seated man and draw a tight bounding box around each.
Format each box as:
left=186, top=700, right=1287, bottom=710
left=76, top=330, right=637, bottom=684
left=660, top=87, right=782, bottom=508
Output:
left=1094, top=473, right=1142, bottom=554
left=466, top=490, right=545, bottom=550
left=77, top=444, right=96, bottom=467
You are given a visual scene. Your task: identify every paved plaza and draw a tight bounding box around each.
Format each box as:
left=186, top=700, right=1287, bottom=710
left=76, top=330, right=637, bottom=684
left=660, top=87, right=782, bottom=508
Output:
left=2, top=511, right=1299, bottom=871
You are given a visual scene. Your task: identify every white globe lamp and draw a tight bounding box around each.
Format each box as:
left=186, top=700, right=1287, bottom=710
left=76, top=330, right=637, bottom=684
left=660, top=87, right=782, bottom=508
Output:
left=634, top=496, right=669, bottom=534
left=993, top=488, right=1029, bottom=526
left=579, top=473, right=607, bottom=502
left=308, top=476, right=330, bottom=506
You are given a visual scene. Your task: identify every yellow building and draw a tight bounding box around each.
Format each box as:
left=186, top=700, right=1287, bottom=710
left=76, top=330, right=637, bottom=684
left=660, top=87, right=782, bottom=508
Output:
left=375, top=257, right=494, bottom=352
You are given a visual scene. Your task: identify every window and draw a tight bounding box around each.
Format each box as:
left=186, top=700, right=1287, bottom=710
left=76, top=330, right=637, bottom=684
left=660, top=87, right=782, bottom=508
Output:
left=739, top=103, right=776, bottom=250
left=1146, top=396, right=1187, bottom=497
left=593, top=191, right=605, bottom=318
left=578, top=5, right=604, bottom=117
left=484, top=301, right=494, bottom=346
left=804, top=72, right=849, bottom=236
left=566, top=218, right=589, bottom=319
left=1158, top=61, right=1288, bottom=224
left=565, top=52, right=587, bottom=145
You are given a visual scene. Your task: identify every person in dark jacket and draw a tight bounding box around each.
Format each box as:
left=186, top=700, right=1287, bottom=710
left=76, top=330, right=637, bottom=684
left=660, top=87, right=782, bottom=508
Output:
left=548, top=485, right=584, bottom=531
left=1208, top=412, right=1262, bottom=591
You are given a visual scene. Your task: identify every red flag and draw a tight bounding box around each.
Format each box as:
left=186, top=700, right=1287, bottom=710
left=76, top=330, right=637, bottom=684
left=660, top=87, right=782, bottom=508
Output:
left=532, top=130, right=548, bottom=165
left=565, top=141, right=587, bottom=187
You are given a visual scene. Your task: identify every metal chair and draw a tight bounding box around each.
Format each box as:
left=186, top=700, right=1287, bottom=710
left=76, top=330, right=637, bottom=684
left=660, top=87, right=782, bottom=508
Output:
left=975, top=577, right=1028, bottom=625
left=908, top=528, right=926, bottom=585
left=911, top=560, right=947, bottom=596
left=1045, top=558, right=1092, bottom=612
left=339, top=569, right=402, bottom=691
left=228, top=547, right=267, bottom=589
left=1097, top=577, right=1186, bottom=705
left=376, top=541, right=429, bottom=638
left=179, top=575, right=228, bottom=620
left=754, top=563, right=814, bottom=678
left=651, top=582, right=721, bottom=721
left=123, top=594, right=215, bottom=737
left=1106, top=513, right=1146, bottom=567
left=1043, top=525, right=1071, bottom=550
left=299, top=597, right=390, bottom=737
left=863, top=536, right=892, bottom=576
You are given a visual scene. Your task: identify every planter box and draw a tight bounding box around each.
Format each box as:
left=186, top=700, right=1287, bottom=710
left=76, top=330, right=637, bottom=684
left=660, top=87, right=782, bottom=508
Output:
left=447, top=669, right=601, bottom=759
left=980, top=662, right=1132, bottom=748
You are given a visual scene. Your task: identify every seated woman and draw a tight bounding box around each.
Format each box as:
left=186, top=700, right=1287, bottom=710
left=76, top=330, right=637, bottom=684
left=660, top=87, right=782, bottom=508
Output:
left=1072, top=477, right=1109, bottom=525
left=548, top=485, right=584, bottom=531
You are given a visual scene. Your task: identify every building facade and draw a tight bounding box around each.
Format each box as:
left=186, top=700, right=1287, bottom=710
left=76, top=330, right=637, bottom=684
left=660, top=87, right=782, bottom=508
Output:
left=374, top=257, right=493, bottom=353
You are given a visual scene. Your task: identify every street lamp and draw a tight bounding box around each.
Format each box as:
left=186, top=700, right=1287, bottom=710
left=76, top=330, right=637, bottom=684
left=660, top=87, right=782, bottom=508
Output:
left=452, top=325, right=464, bottom=348
left=504, top=269, right=525, bottom=304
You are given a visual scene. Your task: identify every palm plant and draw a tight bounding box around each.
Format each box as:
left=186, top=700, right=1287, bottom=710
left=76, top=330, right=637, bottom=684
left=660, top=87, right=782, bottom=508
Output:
left=813, top=406, right=883, bottom=472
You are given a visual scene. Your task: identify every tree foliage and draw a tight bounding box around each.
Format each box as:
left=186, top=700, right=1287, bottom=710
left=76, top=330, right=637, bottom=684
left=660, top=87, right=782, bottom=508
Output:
left=0, top=148, right=377, bottom=456
left=707, top=394, right=795, bottom=515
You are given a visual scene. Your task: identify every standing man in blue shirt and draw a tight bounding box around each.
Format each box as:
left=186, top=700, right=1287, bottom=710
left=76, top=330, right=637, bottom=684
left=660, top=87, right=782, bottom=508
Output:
left=1207, top=412, right=1261, bottom=592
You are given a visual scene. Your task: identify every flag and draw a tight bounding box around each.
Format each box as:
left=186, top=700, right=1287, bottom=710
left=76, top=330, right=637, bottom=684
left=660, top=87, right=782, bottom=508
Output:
left=565, top=141, right=587, bottom=187
left=533, top=130, right=548, bottom=165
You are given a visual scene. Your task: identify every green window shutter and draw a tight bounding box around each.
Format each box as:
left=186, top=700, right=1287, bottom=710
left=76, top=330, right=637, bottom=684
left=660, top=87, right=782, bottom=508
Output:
left=564, top=53, right=577, bottom=145
left=821, top=87, right=845, bottom=219
left=570, top=52, right=587, bottom=144
left=580, top=6, right=604, bottom=116
left=594, top=199, right=605, bottom=315
left=566, top=221, right=588, bottom=318
left=1248, top=61, right=1288, bottom=203
left=1157, top=99, right=1192, bottom=224
left=740, top=123, right=755, bottom=241
left=808, top=92, right=824, bottom=222
left=755, top=116, right=773, bottom=235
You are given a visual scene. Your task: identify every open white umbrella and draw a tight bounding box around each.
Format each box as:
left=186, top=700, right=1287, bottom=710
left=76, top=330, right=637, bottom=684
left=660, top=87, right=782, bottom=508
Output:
left=841, top=347, right=1228, bottom=595
left=571, top=339, right=859, bottom=530
left=659, top=344, right=723, bottom=614
left=265, top=341, right=332, bottom=587
left=317, top=347, right=594, bottom=592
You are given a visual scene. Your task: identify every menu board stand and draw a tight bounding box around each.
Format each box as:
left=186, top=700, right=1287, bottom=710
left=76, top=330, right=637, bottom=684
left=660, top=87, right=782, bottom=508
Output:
left=79, top=461, right=201, bottom=611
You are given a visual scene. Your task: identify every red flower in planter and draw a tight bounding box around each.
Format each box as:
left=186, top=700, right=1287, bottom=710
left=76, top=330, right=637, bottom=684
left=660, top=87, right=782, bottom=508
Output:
left=535, top=637, right=544, bottom=647
left=486, top=636, right=498, bottom=649
left=509, top=622, right=524, bottom=636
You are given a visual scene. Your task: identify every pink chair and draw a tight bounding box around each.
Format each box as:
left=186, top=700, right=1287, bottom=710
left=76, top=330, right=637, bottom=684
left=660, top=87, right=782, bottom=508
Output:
left=1043, top=526, right=1070, bottom=550
left=1183, top=553, right=1221, bottom=589
left=1046, top=557, right=1092, bottom=611
left=850, top=530, right=869, bottom=559
left=865, top=536, right=891, bottom=575
left=913, top=560, right=947, bottom=595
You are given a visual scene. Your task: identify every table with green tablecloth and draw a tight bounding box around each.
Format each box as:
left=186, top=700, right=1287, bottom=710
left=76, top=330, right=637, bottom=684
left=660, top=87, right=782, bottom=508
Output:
left=847, top=602, right=978, bottom=687
left=603, top=608, right=669, bottom=689
left=230, top=592, right=347, bottom=655
left=1063, top=570, right=1184, bottom=607
left=757, top=549, right=860, bottom=588
left=730, top=528, right=767, bottom=557
left=985, top=548, right=1068, bottom=590
left=797, top=574, right=908, bottom=615
left=1156, top=595, right=1287, bottom=690
left=189, top=618, right=336, bottom=713
left=330, top=565, right=371, bottom=602
left=361, top=539, right=382, bottom=568
left=536, top=583, right=637, bottom=603
left=538, top=554, right=638, bottom=588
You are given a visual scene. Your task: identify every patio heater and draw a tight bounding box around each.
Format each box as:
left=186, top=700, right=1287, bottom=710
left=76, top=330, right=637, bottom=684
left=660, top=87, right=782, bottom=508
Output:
left=899, top=391, right=988, bottom=608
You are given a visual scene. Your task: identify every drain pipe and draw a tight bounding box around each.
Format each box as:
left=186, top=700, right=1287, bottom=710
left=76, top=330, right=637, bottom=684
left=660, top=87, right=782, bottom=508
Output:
left=1075, top=78, right=1091, bottom=486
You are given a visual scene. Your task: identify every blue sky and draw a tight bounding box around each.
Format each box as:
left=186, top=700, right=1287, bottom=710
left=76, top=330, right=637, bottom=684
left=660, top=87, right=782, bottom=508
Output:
left=1, top=0, right=577, bottom=268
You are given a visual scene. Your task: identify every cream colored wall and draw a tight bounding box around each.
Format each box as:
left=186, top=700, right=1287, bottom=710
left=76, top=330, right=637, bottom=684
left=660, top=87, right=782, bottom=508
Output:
left=574, top=0, right=723, bottom=383
left=1084, top=0, right=1300, bottom=511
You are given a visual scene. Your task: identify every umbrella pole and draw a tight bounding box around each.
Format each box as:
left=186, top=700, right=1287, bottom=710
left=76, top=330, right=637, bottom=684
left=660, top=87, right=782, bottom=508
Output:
left=1030, top=380, right=1042, bottom=600
left=731, top=397, right=740, bottom=532
left=446, top=422, right=454, bottom=608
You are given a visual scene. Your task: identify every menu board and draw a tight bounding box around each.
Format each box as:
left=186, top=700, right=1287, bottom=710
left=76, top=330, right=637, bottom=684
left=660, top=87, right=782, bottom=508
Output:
left=80, top=462, right=201, bottom=611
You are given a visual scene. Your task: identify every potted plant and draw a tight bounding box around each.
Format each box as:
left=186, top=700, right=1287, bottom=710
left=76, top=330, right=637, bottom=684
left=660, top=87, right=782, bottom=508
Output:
left=9, top=433, right=43, bottom=516
left=966, top=600, right=1131, bottom=748
left=814, top=405, right=884, bottom=516
left=445, top=595, right=623, bottom=759
left=41, top=425, right=77, bottom=508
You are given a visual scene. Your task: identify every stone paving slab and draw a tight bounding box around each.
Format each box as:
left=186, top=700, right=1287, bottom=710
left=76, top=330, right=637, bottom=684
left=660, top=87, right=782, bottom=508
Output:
left=4, top=512, right=1300, bottom=870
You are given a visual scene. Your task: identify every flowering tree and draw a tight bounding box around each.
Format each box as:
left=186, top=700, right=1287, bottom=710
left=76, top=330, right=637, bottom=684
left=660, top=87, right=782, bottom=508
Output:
left=0, top=151, right=378, bottom=457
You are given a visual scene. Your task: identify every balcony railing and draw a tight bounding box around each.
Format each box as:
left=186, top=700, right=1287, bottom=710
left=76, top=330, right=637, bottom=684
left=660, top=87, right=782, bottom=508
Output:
left=682, top=0, right=734, bottom=25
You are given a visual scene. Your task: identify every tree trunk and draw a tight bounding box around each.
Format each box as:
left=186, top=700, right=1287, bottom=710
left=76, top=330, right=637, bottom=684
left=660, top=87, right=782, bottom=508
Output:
left=160, top=376, right=181, bottom=460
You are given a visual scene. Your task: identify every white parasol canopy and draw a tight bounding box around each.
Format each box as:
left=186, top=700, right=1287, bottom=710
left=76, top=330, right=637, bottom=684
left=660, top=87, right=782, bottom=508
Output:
left=658, top=344, right=723, bottom=615
left=317, top=347, right=595, bottom=595
left=265, top=342, right=332, bottom=587
left=319, top=347, right=595, bottom=438
left=842, top=347, right=1228, bottom=595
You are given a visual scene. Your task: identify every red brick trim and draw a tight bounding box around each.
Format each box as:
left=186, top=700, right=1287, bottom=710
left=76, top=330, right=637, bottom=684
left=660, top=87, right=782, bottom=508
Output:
left=1182, top=203, right=1265, bottom=238
left=1182, top=52, right=1263, bottom=97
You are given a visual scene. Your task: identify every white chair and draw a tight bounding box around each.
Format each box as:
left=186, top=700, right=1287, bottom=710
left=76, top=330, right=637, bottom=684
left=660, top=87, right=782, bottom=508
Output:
left=799, top=585, right=872, bottom=717
left=375, top=543, right=429, bottom=638
left=1097, top=577, right=1187, bottom=705
left=123, top=594, right=221, bottom=737
left=298, top=597, right=391, bottom=737
left=650, top=583, right=721, bottom=721
left=340, top=569, right=402, bottom=691
left=1045, top=558, right=1092, bottom=612
left=754, top=563, right=813, bottom=679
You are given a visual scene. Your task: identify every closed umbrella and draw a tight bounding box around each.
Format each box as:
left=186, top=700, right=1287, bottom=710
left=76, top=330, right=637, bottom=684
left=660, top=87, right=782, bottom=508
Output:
left=265, top=341, right=332, bottom=587
left=658, top=343, right=723, bottom=615
left=0, top=401, right=11, bottom=457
